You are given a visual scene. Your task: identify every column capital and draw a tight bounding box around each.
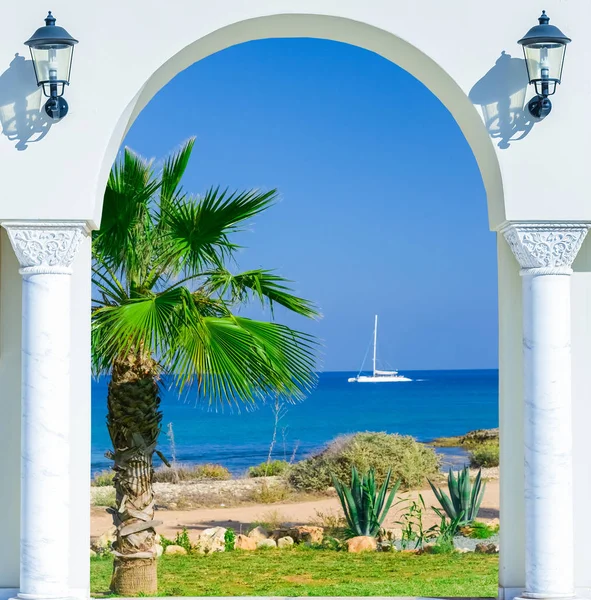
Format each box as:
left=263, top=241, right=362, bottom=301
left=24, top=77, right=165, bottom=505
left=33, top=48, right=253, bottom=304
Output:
left=501, top=222, right=591, bottom=275
left=2, top=221, right=90, bottom=275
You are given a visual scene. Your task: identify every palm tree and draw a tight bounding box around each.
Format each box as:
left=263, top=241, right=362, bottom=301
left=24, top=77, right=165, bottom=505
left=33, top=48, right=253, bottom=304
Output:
left=92, top=139, right=318, bottom=595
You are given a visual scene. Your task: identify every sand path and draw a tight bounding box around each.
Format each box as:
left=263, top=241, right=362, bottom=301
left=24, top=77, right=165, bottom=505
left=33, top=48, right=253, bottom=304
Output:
left=91, top=479, right=499, bottom=542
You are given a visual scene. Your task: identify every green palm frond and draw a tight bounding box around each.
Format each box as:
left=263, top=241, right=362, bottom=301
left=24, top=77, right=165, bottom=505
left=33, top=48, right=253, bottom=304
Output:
left=93, top=148, right=159, bottom=276
left=92, top=287, right=194, bottom=372
left=205, top=268, right=319, bottom=319
left=159, top=138, right=195, bottom=211
left=166, top=313, right=318, bottom=407
left=92, top=142, right=319, bottom=408
left=160, top=187, right=278, bottom=272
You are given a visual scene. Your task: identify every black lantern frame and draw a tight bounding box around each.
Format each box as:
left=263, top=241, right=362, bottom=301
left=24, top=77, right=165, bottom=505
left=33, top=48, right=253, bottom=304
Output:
left=25, top=12, right=78, bottom=120
left=518, top=10, right=571, bottom=119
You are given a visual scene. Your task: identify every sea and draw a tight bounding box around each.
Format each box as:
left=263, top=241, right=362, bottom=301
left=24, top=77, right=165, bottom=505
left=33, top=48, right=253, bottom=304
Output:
left=91, top=369, right=499, bottom=476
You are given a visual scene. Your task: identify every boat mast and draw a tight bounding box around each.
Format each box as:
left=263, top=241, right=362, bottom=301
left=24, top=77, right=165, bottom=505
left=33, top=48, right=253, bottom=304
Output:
left=373, top=314, right=378, bottom=376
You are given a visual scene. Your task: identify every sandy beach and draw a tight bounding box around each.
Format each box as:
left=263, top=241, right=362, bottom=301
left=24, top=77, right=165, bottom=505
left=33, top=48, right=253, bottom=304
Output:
left=91, top=476, right=499, bottom=542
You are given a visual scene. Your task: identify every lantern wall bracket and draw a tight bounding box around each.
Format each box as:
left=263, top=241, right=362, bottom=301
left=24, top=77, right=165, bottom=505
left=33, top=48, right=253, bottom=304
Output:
left=45, top=94, right=68, bottom=119
left=527, top=95, right=552, bottom=119
left=24, top=12, right=78, bottom=121
left=518, top=10, right=571, bottom=121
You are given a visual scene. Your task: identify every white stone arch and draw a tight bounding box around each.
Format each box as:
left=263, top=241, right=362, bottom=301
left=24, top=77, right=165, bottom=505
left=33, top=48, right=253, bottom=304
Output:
left=1, top=3, right=591, bottom=600
left=98, top=14, right=505, bottom=229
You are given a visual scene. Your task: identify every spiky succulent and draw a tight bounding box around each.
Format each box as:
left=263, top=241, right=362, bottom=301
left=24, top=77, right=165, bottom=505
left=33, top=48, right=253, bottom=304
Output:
left=428, top=466, right=486, bottom=525
left=332, top=466, right=400, bottom=538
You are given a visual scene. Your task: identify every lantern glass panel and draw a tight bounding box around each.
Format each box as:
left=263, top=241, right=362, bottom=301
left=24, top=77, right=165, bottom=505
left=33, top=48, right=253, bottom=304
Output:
left=523, top=42, right=566, bottom=96
left=29, top=44, right=73, bottom=95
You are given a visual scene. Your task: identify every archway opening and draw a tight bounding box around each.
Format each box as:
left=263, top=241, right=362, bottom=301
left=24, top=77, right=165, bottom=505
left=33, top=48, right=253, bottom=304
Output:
left=90, top=34, right=500, bottom=598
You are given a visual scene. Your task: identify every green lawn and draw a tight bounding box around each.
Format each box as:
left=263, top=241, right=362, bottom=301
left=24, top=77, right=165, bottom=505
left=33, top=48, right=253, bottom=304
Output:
left=91, top=549, right=498, bottom=597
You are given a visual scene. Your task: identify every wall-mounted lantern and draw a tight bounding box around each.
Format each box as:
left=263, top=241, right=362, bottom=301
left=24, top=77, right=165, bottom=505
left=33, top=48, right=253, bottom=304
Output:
left=518, top=11, right=571, bottom=119
left=25, top=12, right=78, bottom=120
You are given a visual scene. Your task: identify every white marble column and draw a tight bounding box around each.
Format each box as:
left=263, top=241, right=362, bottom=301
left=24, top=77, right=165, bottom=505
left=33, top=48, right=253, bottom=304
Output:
left=2, top=222, right=89, bottom=600
left=502, top=222, right=590, bottom=600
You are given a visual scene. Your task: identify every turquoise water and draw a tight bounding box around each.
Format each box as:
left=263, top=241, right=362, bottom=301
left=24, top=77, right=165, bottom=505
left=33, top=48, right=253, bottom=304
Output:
left=91, top=369, right=498, bottom=475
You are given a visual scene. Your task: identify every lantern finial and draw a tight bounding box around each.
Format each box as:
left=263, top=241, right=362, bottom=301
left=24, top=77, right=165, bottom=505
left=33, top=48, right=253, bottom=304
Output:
left=538, top=11, right=550, bottom=25
left=45, top=12, right=56, bottom=27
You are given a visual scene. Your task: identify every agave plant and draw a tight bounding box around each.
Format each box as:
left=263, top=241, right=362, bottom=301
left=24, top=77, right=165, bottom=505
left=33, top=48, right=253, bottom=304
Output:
left=332, top=466, right=401, bottom=538
left=428, top=466, right=486, bottom=525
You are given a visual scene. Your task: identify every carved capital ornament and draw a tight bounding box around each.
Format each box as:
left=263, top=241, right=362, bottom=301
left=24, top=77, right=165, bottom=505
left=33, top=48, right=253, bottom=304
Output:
left=2, top=221, right=89, bottom=275
left=501, top=222, right=591, bottom=275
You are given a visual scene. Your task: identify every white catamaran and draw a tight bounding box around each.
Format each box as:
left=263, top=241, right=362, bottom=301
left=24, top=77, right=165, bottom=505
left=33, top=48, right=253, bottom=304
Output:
left=348, top=315, right=412, bottom=383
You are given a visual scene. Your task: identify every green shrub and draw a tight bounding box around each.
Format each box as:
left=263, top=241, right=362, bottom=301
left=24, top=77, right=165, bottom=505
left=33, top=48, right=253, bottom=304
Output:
left=91, top=470, right=115, bottom=487
left=224, top=528, right=236, bottom=551
left=161, top=528, right=192, bottom=552
left=288, top=432, right=440, bottom=492
left=193, top=463, right=231, bottom=480
left=248, top=460, right=290, bottom=478
left=460, top=521, right=499, bottom=539
left=153, top=463, right=231, bottom=483
left=469, top=442, right=499, bottom=468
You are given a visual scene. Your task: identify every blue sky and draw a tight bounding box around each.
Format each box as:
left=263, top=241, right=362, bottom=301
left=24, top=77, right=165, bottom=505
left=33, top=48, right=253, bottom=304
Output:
left=122, top=38, right=498, bottom=372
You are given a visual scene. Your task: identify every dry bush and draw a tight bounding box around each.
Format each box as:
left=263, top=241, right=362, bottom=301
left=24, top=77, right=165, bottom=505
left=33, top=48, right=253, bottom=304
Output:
left=250, top=480, right=292, bottom=504
left=92, top=488, right=116, bottom=508
left=252, top=509, right=289, bottom=530
left=153, top=463, right=231, bottom=483
left=310, top=508, right=347, bottom=537
left=288, top=432, right=440, bottom=492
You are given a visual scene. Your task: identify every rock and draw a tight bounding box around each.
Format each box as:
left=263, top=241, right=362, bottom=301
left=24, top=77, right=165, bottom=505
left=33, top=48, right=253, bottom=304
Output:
left=377, top=540, right=395, bottom=552
left=235, top=534, right=257, bottom=551
left=417, top=543, right=436, bottom=555
left=271, top=528, right=292, bottom=541
left=277, top=536, right=294, bottom=548
left=248, top=525, right=270, bottom=541
left=165, top=544, right=188, bottom=555
left=346, top=536, right=377, bottom=553
left=475, top=542, right=499, bottom=554
left=90, top=549, right=97, bottom=557
left=456, top=547, right=472, bottom=553
left=155, top=533, right=161, bottom=544
left=92, top=525, right=117, bottom=551
left=289, top=525, right=324, bottom=544
left=195, top=527, right=226, bottom=554
left=460, top=428, right=499, bottom=445
left=154, top=544, right=164, bottom=557
left=257, top=538, right=277, bottom=549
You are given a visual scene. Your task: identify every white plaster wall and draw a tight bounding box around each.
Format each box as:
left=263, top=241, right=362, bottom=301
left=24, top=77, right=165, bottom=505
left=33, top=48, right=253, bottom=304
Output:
left=497, top=235, right=525, bottom=600
left=0, top=0, right=589, bottom=229
left=0, top=0, right=590, bottom=596
left=0, top=229, right=21, bottom=593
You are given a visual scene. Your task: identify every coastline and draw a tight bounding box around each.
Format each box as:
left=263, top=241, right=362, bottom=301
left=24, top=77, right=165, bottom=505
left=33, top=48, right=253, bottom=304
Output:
left=91, top=369, right=499, bottom=474
left=91, top=467, right=500, bottom=542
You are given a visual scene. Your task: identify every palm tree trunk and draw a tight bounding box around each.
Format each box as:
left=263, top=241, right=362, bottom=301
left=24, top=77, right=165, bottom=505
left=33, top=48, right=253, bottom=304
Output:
left=106, top=352, right=163, bottom=595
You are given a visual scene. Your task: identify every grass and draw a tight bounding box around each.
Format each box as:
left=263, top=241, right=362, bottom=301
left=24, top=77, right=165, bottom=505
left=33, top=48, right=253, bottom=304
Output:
left=91, top=548, right=498, bottom=597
